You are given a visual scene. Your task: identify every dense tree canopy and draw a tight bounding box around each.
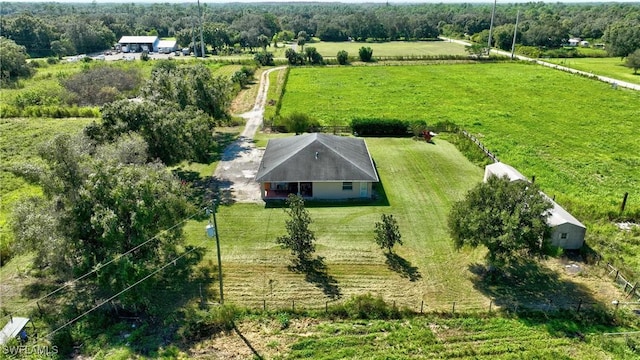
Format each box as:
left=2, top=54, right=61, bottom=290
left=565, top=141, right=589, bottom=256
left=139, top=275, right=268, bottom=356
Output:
left=2, top=2, right=640, bottom=58
left=448, top=175, right=553, bottom=268
left=0, top=37, right=33, bottom=83
left=11, top=134, right=199, bottom=314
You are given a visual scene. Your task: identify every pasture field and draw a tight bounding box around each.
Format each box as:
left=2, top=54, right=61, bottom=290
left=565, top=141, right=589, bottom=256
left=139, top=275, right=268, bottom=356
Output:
left=545, top=57, right=640, bottom=85
left=306, top=40, right=468, bottom=58
left=280, top=63, right=640, bottom=223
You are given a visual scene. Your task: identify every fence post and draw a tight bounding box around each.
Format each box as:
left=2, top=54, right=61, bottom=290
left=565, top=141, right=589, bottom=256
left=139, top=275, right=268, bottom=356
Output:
left=420, top=300, right=424, bottom=314
left=292, top=300, right=295, bottom=312
left=489, top=300, right=492, bottom=313
left=325, top=301, right=328, bottom=314
left=620, top=192, right=629, bottom=214
left=615, top=270, right=619, bottom=281
left=577, top=299, right=583, bottom=313
left=263, top=299, right=266, bottom=311
left=37, top=302, right=43, bottom=317
left=452, top=302, right=456, bottom=314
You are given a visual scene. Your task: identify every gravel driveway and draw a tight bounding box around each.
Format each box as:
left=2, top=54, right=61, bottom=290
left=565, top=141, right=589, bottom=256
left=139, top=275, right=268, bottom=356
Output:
left=212, top=67, right=286, bottom=204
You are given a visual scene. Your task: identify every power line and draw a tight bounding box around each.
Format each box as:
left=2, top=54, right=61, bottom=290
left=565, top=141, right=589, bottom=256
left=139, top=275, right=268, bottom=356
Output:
left=0, top=207, right=206, bottom=323
left=43, top=238, right=208, bottom=339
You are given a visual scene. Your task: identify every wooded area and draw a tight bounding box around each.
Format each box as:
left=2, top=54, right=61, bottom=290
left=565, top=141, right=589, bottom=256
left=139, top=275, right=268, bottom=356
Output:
left=1, top=2, right=639, bottom=58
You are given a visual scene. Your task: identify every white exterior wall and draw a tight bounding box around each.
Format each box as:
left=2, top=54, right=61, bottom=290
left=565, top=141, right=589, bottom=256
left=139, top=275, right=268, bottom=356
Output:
left=312, top=182, right=371, bottom=200
left=550, top=223, right=586, bottom=250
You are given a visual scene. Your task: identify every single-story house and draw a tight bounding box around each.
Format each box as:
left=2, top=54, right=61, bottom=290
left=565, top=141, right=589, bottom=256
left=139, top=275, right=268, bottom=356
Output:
left=568, top=38, right=581, bottom=46
left=117, top=36, right=160, bottom=53
left=157, top=40, right=178, bottom=54
left=255, top=133, right=379, bottom=200
left=483, top=162, right=586, bottom=250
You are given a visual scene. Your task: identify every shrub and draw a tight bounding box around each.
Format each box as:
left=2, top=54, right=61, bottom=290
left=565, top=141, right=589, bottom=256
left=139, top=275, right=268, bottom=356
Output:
left=180, top=304, right=238, bottom=340
left=351, top=118, right=412, bottom=136
left=359, top=46, right=374, bottom=62
left=47, top=57, right=60, bottom=65
left=343, top=294, right=399, bottom=319
left=0, top=104, right=21, bottom=118
left=254, top=51, right=275, bottom=66
left=337, top=50, right=349, bottom=65
left=281, top=112, right=320, bottom=134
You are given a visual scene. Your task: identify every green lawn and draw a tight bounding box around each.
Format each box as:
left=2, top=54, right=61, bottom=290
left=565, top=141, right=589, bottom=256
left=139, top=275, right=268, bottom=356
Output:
left=184, top=137, right=487, bottom=309
left=545, top=57, right=640, bottom=85
left=306, top=40, right=468, bottom=58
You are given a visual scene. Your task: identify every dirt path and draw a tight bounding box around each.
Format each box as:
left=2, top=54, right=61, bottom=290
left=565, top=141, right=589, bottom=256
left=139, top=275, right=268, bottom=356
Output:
left=213, top=66, right=286, bottom=204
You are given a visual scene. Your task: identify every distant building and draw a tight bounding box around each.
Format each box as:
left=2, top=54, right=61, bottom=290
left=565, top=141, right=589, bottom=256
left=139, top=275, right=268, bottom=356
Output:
left=580, top=40, right=590, bottom=47
left=568, top=38, right=581, bottom=47
left=483, top=162, right=586, bottom=250
left=117, top=36, right=160, bottom=53
left=157, top=40, right=178, bottom=54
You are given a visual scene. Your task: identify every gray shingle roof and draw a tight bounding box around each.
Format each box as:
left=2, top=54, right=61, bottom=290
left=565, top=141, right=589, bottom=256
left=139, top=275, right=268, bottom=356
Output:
left=255, top=133, right=379, bottom=182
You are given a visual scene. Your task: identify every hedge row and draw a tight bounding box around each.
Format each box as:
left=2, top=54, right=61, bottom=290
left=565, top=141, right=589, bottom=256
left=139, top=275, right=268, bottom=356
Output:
left=351, top=118, right=427, bottom=136
left=0, top=104, right=100, bottom=118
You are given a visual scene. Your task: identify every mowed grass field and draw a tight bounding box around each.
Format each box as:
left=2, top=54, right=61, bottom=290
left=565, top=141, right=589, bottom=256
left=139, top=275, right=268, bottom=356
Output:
left=280, top=63, right=640, bottom=221
left=307, top=40, right=468, bottom=58
left=184, top=137, right=487, bottom=310
left=545, top=57, right=640, bottom=86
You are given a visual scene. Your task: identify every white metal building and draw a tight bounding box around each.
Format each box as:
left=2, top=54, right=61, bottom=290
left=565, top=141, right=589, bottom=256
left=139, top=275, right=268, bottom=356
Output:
left=117, top=36, right=160, bottom=53
left=483, top=162, right=586, bottom=250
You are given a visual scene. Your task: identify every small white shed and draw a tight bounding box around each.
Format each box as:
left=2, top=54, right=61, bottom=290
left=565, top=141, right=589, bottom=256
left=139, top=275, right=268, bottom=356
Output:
left=483, top=162, right=586, bottom=250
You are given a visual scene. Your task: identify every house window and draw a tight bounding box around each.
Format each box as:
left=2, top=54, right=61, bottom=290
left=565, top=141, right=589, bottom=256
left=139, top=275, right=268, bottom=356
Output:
left=560, top=233, right=568, bottom=239
left=342, top=182, right=353, bottom=191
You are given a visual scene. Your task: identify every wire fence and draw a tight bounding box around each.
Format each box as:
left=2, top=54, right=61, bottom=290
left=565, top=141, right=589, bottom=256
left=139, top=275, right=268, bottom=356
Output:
left=230, top=295, right=608, bottom=316
left=607, top=263, right=640, bottom=302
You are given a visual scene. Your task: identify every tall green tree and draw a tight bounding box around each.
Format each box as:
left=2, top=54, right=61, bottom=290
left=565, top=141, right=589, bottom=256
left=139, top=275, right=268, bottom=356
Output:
left=0, top=37, right=34, bottom=83
left=604, top=19, right=640, bottom=58
left=374, top=214, right=403, bottom=254
left=11, top=134, right=199, bottom=314
left=91, top=99, right=218, bottom=165
left=625, top=48, right=640, bottom=74
left=276, top=194, right=316, bottom=269
left=141, top=63, right=232, bottom=120
left=448, top=175, right=553, bottom=268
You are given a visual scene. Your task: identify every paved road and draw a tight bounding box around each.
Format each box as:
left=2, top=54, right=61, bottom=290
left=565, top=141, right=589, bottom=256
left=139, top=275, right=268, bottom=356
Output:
left=438, top=36, right=640, bottom=91
left=213, top=66, right=286, bottom=204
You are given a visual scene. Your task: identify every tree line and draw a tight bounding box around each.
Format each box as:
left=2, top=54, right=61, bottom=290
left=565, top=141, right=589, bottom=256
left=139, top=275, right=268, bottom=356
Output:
left=2, top=2, right=640, bottom=59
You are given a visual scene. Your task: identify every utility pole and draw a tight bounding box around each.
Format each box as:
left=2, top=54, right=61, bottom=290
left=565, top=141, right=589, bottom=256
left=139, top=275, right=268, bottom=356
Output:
left=511, top=10, right=520, bottom=60
left=487, top=0, right=497, bottom=51
left=198, top=0, right=205, bottom=58
left=206, top=204, right=224, bottom=304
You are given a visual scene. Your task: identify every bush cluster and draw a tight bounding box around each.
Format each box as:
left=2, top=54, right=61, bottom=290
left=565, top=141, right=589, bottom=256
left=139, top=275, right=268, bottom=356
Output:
left=0, top=104, right=99, bottom=118
left=351, top=118, right=427, bottom=136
